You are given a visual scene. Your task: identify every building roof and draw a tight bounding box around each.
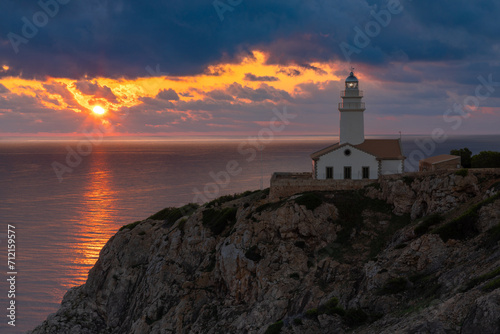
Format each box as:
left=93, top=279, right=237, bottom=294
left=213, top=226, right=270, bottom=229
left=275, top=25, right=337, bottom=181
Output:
left=419, top=154, right=460, bottom=165
left=311, top=139, right=405, bottom=160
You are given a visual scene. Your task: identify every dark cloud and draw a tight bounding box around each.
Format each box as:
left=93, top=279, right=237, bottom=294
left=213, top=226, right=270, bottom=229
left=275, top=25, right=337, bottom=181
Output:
left=156, top=88, right=180, bottom=101
left=0, top=83, right=10, bottom=94
left=244, top=73, right=279, bottom=82
left=206, top=90, right=234, bottom=101
left=1, top=1, right=499, bottom=79
left=226, top=83, right=292, bottom=102
left=74, top=81, right=118, bottom=103
left=43, top=82, right=82, bottom=109
left=277, top=68, right=302, bottom=77
left=298, top=64, right=327, bottom=75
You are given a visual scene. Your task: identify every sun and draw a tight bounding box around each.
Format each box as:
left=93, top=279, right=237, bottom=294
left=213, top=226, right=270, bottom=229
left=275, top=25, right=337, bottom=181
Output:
left=92, top=106, right=106, bottom=115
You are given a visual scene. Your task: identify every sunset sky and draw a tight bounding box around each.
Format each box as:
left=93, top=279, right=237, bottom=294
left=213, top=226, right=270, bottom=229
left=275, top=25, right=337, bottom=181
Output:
left=1, top=0, right=499, bottom=138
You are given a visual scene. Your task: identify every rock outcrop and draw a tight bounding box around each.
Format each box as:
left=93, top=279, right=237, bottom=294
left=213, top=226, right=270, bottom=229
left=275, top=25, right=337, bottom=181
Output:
left=30, top=170, right=500, bottom=334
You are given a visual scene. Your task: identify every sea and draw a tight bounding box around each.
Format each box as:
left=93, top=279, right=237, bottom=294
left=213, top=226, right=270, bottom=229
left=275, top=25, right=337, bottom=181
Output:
left=0, top=135, right=499, bottom=333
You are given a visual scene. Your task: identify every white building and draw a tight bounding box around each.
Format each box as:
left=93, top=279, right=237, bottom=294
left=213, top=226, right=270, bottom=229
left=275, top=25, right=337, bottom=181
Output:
left=311, top=71, right=405, bottom=180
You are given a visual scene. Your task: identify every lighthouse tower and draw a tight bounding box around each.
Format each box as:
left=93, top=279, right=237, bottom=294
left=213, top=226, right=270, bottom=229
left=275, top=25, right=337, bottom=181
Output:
left=339, top=71, right=365, bottom=145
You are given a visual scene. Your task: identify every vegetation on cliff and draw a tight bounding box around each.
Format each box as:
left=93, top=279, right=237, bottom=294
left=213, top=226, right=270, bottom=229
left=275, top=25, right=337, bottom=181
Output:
left=30, top=169, right=500, bottom=334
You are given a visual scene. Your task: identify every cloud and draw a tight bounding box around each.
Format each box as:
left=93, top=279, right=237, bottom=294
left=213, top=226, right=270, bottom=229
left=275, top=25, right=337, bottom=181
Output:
left=226, top=82, right=292, bottom=102
left=74, top=81, right=118, bottom=103
left=277, top=68, right=301, bottom=77
left=0, top=83, right=10, bottom=94
left=42, top=82, right=82, bottom=109
left=156, top=88, right=180, bottom=101
left=244, top=73, right=279, bottom=82
left=206, top=89, right=234, bottom=101
left=1, top=1, right=499, bottom=80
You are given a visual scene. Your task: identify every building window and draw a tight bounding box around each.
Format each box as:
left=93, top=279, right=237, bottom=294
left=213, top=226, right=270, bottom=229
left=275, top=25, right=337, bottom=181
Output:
left=344, top=166, right=352, bottom=179
left=362, top=166, right=370, bottom=179
left=344, top=149, right=351, bottom=156
left=326, top=167, right=333, bottom=179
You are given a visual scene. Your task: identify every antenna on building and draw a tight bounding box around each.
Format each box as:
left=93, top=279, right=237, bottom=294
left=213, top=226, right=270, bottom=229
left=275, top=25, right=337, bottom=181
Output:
left=399, top=131, right=402, bottom=140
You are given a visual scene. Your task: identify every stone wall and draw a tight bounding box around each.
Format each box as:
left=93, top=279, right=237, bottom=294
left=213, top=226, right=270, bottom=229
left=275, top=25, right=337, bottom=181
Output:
left=269, top=172, right=374, bottom=199
left=269, top=168, right=500, bottom=201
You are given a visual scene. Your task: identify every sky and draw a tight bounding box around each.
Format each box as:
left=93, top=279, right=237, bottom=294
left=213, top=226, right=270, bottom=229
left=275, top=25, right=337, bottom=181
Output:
left=1, top=0, right=500, bottom=138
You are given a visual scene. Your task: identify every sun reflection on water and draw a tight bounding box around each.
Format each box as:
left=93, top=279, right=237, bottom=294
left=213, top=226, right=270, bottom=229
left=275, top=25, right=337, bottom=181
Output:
left=62, top=153, right=118, bottom=288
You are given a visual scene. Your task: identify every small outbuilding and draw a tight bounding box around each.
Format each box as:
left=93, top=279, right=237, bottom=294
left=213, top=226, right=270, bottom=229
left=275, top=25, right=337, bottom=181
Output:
left=419, top=154, right=461, bottom=172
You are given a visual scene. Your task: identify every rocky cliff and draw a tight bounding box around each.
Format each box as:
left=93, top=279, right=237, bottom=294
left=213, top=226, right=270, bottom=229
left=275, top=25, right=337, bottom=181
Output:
left=30, top=169, right=500, bottom=334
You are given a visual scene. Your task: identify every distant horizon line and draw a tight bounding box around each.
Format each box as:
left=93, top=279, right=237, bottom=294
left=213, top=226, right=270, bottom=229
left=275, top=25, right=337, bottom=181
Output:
left=1, top=133, right=499, bottom=142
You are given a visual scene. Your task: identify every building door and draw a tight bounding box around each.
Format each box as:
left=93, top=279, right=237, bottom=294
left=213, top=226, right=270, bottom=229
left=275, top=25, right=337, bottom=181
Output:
left=344, top=166, right=352, bottom=179
left=326, top=167, right=333, bottom=179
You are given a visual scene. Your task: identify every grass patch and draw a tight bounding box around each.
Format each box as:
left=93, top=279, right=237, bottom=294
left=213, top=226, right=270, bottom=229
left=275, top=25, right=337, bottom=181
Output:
left=205, top=190, right=258, bottom=208
left=255, top=200, right=285, bottom=213
left=482, top=223, right=500, bottom=249
left=148, top=203, right=199, bottom=227
left=482, top=277, right=500, bottom=292
left=432, top=194, right=500, bottom=242
left=305, top=308, right=318, bottom=317
left=414, top=213, right=444, bottom=236
left=119, top=220, right=141, bottom=231
left=202, top=207, right=237, bottom=235
left=378, top=277, right=408, bottom=295
left=455, top=168, right=469, bottom=177
left=320, top=297, right=345, bottom=316
left=464, top=267, right=500, bottom=291
left=295, top=192, right=323, bottom=211
left=264, top=320, right=283, bottom=334
left=244, top=245, right=262, bottom=262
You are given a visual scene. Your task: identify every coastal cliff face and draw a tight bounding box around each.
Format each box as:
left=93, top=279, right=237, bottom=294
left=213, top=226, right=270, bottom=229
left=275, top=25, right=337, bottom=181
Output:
left=31, top=170, right=500, bottom=334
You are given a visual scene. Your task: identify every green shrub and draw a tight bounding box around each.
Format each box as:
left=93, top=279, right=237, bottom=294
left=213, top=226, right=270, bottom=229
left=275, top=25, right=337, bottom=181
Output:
left=289, top=273, right=300, bottom=280
left=293, top=318, right=303, bottom=326
left=402, top=176, right=414, bottom=186
left=148, top=203, right=199, bottom=226
left=244, top=245, right=262, bottom=262
left=322, top=297, right=345, bottom=316
left=119, top=220, right=141, bottom=231
left=394, top=243, right=407, bottom=249
left=465, top=267, right=500, bottom=291
left=305, top=308, right=318, bottom=317
left=431, top=194, right=500, bottom=242
left=202, top=207, right=237, bottom=235
left=255, top=200, right=285, bottom=213
left=455, top=169, right=469, bottom=177
left=482, top=277, right=500, bottom=292
left=481, top=223, right=500, bottom=249
left=414, top=213, right=443, bottom=236
left=295, top=193, right=323, bottom=211
left=264, top=320, right=283, bottom=334
left=343, top=308, right=368, bottom=327
left=378, top=277, right=407, bottom=295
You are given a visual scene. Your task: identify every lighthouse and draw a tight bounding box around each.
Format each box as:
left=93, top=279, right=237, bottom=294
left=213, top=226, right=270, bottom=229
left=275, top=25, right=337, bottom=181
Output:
left=339, top=71, right=365, bottom=145
left=310, top=70, right=405, bottom=180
